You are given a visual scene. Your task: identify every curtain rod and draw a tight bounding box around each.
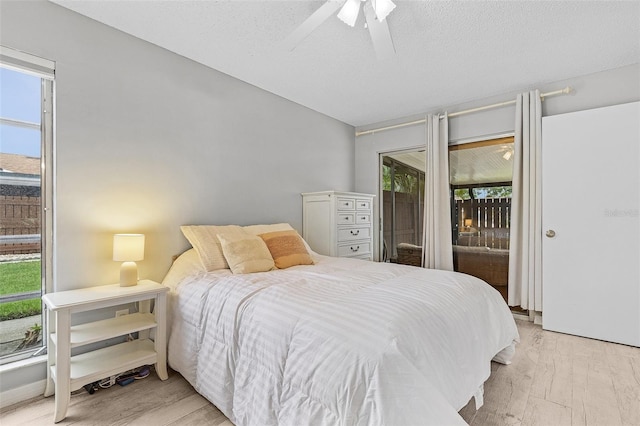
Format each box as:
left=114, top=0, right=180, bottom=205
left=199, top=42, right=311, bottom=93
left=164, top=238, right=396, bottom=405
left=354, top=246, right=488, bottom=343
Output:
left=355, top=86, right=573, bottom=137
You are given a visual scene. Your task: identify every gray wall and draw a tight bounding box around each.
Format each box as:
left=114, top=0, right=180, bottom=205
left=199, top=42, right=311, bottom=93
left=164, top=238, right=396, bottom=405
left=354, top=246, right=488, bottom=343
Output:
left=0, top=0, right=354, bottom=394
left=355, top=63, right=640, bottom=258
left=1, top=0, right=355, bottom=290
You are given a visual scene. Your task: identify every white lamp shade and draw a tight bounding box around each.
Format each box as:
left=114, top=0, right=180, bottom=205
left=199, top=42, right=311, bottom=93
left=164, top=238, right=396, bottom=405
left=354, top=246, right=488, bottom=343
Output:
left=113, top=234, right=145, bottom=261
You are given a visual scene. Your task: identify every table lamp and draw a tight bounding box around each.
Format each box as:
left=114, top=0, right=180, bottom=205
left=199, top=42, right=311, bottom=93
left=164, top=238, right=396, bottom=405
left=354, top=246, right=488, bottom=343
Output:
left=464, top=219, right=473, bottom=231
left=113, top=234, right=145, bottom=287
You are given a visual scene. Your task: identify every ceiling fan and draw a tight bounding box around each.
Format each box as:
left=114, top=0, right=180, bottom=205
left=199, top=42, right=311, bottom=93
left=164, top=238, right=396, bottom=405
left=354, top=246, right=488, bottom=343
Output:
left=494, top=145, right=514, bottom=161
left=283, top=0, right=397, bottom=61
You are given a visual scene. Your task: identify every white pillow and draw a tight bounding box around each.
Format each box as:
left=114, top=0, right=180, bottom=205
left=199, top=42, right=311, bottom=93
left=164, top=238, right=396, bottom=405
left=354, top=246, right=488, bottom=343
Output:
left=217, top=233, right=275, bottom=274
left=243, top=223, right=294, bottom=236
left=161, top=248, right=204, bottom=290
left=180, top=225, right=246, bottom=271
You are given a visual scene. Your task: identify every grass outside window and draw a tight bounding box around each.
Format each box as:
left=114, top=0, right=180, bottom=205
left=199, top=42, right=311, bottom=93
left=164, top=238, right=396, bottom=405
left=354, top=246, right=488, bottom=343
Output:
left=0, top=260, right=41, bottom=321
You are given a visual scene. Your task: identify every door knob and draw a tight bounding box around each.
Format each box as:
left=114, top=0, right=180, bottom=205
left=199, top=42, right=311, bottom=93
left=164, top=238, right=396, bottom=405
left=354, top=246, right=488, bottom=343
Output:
left=546, top=230, right=556, bottom=238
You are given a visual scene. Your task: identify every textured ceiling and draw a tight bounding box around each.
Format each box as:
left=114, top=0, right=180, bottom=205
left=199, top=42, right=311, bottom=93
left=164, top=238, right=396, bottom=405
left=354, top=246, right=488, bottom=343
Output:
left=50, top=0, right=640, bottom=127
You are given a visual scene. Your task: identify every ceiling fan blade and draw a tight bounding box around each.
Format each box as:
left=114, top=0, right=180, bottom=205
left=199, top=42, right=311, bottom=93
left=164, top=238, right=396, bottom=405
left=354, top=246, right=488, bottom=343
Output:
left=363, top=1, right=396, bottom=61
left=283, top=0, right=345, bottom=51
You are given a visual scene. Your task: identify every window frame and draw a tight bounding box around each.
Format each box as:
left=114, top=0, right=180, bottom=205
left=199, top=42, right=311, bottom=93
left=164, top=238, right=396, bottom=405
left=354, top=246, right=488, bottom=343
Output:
left=0, top=46, right=55, bottom=365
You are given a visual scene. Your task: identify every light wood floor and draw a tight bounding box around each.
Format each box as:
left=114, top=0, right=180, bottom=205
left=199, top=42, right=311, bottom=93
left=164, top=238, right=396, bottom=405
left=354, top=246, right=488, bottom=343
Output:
left=459, top=320, right=640, bottom=426
left=2, top=320, right=639, bottom=425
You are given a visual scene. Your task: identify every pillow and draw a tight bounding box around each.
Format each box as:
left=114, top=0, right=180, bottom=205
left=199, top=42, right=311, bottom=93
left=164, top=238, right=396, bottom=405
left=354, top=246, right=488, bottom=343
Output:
left=180, top=225, right=246, bottom=271
left=217, top=233, right=275, bottom=274
left=161, top=248, right=204, bottom=290
left=259, top=230, right=314, bottom=269
left=245, top=223, right=316, bottom=255
left=243, top=223, right=294, bottom=236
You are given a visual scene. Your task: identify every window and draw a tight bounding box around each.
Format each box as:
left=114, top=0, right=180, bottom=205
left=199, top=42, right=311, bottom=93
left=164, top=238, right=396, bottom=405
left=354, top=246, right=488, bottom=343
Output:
left=450, top=137, right=514, bottom=237
left=0, top=46, right=54, bottom=364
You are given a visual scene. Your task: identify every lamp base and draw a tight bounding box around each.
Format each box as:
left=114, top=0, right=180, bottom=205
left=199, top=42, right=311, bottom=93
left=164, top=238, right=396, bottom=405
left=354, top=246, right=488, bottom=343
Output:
left=120, top=261, right=138, bottom=287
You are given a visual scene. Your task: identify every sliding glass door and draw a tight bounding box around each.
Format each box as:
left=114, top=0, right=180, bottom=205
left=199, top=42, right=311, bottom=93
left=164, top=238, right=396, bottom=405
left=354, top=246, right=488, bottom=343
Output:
left=381, top=151, right=425, bottom=262
left=449, top=137, right=514, bottom=302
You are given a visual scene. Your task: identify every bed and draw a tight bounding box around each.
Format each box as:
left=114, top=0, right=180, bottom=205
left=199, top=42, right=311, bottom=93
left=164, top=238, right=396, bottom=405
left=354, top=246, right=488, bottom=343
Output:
left=162, top=224, right=519, bottom=425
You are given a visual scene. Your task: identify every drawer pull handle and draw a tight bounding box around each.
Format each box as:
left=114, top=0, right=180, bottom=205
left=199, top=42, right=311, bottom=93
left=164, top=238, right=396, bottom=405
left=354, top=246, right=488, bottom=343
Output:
left=350, top=246, right=360, bottom=252
left=344, top=202, right=350, bottom=206
left=344, top=216, right=350, bottom=221
left=350, top=230, right=360, bottom=236
left=360, top=204, right=366, bottom=207
left=361, top=217, right=367, bottom=220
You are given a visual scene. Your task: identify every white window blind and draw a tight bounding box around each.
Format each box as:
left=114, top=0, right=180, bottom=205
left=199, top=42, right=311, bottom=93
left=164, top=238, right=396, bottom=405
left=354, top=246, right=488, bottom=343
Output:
left=0, top=45, right=55, bottom=80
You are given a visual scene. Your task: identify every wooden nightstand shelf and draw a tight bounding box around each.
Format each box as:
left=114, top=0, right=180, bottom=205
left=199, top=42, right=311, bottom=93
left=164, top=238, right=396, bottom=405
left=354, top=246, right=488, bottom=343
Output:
left=42, top=280, right=169, bottom=423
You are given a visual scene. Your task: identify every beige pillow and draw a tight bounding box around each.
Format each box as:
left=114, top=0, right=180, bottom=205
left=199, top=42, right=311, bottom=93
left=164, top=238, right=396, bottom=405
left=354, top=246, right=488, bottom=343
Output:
left=180, top=225, right=246, bottom=271
left=162, top=248, right=204, bottom=289
left=217, top=233, right=275, bottom=274
left=243, top=223, right=294, bottom=236
left=259, top=230, right=314, bottom=269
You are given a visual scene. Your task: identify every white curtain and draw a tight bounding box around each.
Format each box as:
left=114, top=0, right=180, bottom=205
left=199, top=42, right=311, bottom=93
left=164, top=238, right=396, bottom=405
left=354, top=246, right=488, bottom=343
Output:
left=422, top=114, right=454, bottom=271
left=508, top=90, right=542, bottom=310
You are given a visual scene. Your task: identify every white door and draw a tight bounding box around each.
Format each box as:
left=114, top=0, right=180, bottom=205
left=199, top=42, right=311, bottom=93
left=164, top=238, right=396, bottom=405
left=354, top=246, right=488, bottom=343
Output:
left=542, top=102, right=640, bottom=347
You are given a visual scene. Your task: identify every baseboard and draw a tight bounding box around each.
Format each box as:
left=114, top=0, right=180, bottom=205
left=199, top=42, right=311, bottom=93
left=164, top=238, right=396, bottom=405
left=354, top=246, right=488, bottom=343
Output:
left=0, top=379, right=46, bottom=410
left=512, top=310, right=543, bottom=325
left=512, top=312, right=530, bottom=322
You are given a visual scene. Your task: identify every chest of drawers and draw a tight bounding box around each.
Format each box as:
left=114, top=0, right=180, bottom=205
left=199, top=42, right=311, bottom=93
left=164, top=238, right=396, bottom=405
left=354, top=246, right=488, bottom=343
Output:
left=302, top=191, right=375, bottom=260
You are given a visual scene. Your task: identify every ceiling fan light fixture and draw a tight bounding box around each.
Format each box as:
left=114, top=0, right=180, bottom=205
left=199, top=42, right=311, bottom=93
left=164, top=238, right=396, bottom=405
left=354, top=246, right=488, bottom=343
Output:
left=372, top=0, right=396, bottom=22
left=337, top=0, right=362, bottom=27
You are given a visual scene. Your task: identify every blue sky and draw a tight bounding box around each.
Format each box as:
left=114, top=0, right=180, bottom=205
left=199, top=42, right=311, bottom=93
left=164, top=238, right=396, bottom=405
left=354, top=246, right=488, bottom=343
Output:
left=0, top=66, right=42, bottom=158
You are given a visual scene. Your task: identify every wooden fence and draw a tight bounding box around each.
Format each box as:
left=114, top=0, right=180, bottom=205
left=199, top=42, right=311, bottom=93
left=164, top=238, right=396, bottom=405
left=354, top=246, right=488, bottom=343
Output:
left=382, top=191, right=423, bottom=257
left=384, top=195, right=511, bottom=242
left=454, top=198, right=511, bottom=230
left=0, top=195, right=41, bottom=254
left=453, top=197, right=511, bottom=249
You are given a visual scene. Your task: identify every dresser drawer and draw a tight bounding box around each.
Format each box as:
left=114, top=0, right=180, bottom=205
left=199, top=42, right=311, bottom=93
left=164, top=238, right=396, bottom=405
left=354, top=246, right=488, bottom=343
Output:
left=356, top=199, right=371, bottom=211
left=355, top=214, right=371, bottom=224
left=338, top=242, right=371, bottom=257
left=337, top=198, right=355, bottom=211
left=338, top=227, right=371, bottom=242
left=337, top=213, right=355, bottom=225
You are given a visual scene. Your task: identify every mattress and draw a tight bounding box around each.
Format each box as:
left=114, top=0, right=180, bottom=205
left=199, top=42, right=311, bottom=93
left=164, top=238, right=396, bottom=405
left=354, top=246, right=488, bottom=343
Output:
left=164, top=250, right=519, bottom=425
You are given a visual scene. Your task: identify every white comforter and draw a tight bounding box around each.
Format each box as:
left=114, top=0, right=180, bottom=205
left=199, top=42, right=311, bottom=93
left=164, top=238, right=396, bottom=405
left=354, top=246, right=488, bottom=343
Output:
left=164, top=253, right=519, bottom=426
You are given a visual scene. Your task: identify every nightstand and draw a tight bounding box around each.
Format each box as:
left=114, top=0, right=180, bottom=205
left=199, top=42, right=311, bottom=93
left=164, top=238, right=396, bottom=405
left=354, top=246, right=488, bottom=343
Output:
left=42, top=280, right=169, bottom=423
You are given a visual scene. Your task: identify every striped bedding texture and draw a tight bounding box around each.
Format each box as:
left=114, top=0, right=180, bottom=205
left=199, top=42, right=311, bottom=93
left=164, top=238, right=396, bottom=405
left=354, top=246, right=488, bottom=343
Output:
left=164, top=253, right=519, bottom=425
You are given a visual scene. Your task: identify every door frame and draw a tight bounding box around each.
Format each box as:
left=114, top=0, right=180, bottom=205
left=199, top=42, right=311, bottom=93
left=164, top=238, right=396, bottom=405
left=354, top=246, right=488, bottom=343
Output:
left=377, top=147, right=426, bottom=262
